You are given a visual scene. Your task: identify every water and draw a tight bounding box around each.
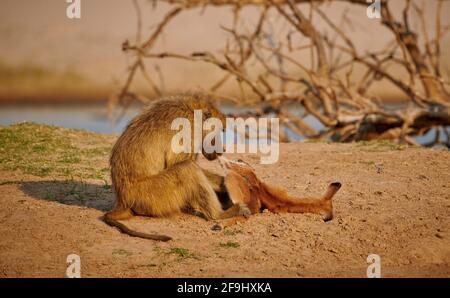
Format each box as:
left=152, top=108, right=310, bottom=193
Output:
left=0, top=103, right=140, bottom=134
left=0, top=103, right=442, bottom=145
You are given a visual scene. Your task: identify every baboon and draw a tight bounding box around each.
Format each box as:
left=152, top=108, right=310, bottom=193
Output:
left=104, top=94, right=248, bottom=241
left=217, top=157, right=341, bottom=228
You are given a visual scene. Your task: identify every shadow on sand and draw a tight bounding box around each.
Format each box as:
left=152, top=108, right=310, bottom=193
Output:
left=19, top=180, right=114, bottom=212
left=18, top=179, right=233, bottom=214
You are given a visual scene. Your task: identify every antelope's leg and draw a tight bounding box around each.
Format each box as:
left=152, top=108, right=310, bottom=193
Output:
left=262, top=182, right=341, bottom=221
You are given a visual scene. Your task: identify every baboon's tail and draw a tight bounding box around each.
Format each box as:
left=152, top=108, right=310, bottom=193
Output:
left=322, top=182, right=342, bottom=201
left=104, top=214, right=172, bottom=242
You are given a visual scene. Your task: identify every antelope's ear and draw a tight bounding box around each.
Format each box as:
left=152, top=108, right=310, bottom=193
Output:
left=235, top=159, right=254, bottom=171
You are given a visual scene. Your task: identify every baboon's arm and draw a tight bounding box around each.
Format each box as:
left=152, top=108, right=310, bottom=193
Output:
left=202, top=169, right=225, bottom=192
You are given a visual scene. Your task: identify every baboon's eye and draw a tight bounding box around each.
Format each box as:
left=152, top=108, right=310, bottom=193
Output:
left=237, top=159, right=244, bottom=162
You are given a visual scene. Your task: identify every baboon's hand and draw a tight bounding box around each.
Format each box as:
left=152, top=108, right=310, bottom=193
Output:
left=238, top=203, right=252, bottom=218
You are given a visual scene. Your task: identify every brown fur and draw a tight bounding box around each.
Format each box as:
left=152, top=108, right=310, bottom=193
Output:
left=218, top=157, right=342, bottom=227
left=104, top=94, right=248, bottom=241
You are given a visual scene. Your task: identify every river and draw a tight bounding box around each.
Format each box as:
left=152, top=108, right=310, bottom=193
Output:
left=0, top=102, right=441, bottom=145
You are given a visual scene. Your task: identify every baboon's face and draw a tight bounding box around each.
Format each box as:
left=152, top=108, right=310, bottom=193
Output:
left=201, top=104, right=226, bottom=160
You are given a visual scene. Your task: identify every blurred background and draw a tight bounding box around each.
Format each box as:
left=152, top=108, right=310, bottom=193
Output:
left=0, top=0, right=449, bottom=141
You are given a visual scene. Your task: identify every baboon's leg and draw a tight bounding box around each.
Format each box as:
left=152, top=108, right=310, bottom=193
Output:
left=200, top=168, right=252, bottom=218
left=202, top=169, right=234, bottom=209
left=219, top=204, right=250, bottom=219
left=185, top=166, right=250, bottom=221
left=208, top=172, right=255, bottom=230
left=203, top=169, right=225, bottom=192
left=127, top=160, right=218, bottom=217
left=189, top=166, right=225, bottom=220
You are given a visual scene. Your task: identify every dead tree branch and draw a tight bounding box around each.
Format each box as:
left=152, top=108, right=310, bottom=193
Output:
left=112, top=0, right=450, bottom=147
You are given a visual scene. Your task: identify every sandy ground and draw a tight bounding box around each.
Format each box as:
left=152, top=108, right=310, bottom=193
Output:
left=0, top=142, right=449, bottom=277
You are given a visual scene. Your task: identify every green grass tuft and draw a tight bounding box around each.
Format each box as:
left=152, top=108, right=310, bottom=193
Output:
left=356, top=140, right=407, bottom=151
left=167, top=247, right=193, bottom=258
left=112, top=249, right=133, bottom=256
left=0, top=122, right=114, bottom=179
left=223, top=228, right=242, bottom=236
left=220, top=241, right=240, bottom=248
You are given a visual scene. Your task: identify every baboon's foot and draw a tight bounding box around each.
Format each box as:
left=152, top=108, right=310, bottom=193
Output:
left=237, top=203, right=251, bottom=217
left=191, top=209, right=209, bottom=220
left=220, top=203, right=251, bottom=219
left=212, top=203, right=251, bottom=230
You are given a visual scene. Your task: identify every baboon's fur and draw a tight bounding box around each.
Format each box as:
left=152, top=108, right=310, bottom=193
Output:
left=104, top=94, right=247, bottom=241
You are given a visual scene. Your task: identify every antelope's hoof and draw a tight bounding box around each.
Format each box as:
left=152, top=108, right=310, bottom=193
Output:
left=330, top=182, right=342, bottom=189
left=322, top=211, right=334, bottom=222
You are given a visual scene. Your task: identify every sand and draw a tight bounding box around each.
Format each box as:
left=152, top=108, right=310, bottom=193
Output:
left=0, top=141, right=449, bottom=277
